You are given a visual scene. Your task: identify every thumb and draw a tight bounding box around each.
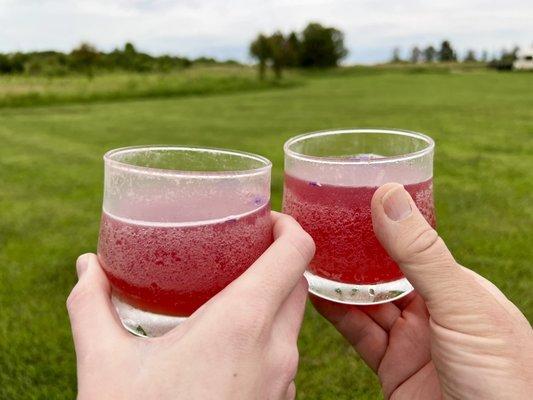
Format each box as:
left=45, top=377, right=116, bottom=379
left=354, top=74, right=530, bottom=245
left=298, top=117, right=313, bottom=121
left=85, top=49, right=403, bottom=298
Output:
left=67, top=254, right=130, bottom=356
left=371, top=183, right=489, bottom=318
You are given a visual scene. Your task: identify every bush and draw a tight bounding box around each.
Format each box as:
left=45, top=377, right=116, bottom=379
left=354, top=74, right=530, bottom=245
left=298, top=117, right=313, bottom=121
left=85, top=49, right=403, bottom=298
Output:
left=0, top=42, right=227, bottom=77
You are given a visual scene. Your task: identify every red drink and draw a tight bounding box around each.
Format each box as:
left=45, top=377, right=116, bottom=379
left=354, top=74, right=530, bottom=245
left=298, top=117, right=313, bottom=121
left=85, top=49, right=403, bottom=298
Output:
left=98, top=204, right=272, bottom=316
left=283, top=174, right=435, bottom=284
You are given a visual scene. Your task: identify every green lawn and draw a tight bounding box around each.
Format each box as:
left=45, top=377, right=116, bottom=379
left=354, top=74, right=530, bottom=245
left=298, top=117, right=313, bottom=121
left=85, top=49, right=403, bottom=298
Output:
left=0, top=68, right=532, bottom=399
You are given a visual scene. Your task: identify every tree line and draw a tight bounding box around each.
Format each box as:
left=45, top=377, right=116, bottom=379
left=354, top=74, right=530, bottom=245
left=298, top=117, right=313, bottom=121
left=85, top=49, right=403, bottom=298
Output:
left=391, top=40, right=524, bottom=69
left=391, top=41, right=458, bottom=63
left=250, top=22, right=348, bottom=79
left=0, top=42, right=238, bottom=77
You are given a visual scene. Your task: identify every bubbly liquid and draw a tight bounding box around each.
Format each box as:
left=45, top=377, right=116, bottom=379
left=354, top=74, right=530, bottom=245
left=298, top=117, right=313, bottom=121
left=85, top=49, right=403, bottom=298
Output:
left=283, top=175, right=435, bottom=284
left=98, top=204, right=272, bottom=316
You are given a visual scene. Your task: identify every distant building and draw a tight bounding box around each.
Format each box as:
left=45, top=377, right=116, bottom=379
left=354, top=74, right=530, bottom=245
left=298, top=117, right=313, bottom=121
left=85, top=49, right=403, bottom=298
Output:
left=513, top=47, right=533, bottom=70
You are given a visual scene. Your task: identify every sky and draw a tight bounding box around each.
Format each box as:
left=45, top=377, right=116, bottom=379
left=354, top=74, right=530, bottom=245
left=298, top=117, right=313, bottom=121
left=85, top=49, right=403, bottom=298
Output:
left=0, top=0, right=532, bottom=64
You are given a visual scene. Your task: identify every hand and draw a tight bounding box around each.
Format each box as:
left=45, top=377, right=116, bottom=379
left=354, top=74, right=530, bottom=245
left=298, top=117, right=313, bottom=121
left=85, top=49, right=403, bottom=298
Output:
left=67, top=212, right=315, bottom=400
left=312, top=183, right=533, bottom=400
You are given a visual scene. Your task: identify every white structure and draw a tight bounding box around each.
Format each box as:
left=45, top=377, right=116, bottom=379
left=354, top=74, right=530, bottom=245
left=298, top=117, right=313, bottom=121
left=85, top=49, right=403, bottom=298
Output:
left=513, top=47, right=533, bottom=70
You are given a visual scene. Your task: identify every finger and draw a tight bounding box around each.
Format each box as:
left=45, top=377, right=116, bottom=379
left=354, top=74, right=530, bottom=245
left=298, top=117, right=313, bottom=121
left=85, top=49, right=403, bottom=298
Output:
left=270, top=210, right=283, bottom=222
left=225, top=213, right=315, bottom=316
left=378, top=295, right=432, bottom=398
left=393, top=290, right=418, bottom=310
left=285, top=381, right=296, bottom=400
left=310, top=295, right=387, bottom=372
left=271, top=278, right=308, bottom=344
left=389, top=361, right=441, bottom=400
left=361, top=303, right=401, bottom=332
left=371, top=183, right=492, bottom=317
left=67, top=254, right=130, bottom=356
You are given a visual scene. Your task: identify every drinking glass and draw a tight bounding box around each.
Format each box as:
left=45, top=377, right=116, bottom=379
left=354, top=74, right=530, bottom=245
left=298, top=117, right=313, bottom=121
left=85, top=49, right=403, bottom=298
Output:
left=282, top=129, right=435, bottom=304
left=98, top=146, right=272, bottom=336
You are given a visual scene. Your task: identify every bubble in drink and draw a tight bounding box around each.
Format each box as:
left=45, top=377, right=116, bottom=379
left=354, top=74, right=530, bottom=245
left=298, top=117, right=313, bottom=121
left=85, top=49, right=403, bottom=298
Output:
left=98, top=204, right=272, bottom=316
left=283, top=174, right=435, bottom=284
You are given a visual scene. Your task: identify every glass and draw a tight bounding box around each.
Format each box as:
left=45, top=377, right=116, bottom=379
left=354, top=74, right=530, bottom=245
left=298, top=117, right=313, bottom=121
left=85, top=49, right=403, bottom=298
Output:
left=282, top=129, right=435, bottom=304
left=98, top=146, right=273, bottom=336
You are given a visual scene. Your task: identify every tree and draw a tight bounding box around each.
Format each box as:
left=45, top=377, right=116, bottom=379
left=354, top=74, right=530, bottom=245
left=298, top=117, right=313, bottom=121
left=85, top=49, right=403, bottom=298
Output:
left=268, top=31, right=287, bottom=79
left=438, top=40, right=456, bottom=62
left=299, top=22, right=347, bottom=68
left=70, top=42, right=100, bottom=77
left=480, top=50, right=489, bottom=63
left=0, top=52, right=27, bottom=74
left=423, top=45, right=437, bottom=63
left=124, top=42, right=136, bottom=54
left=506, top=46, right=520, bottom=62
left=410, top=46, right=422, bottom=63
left=391, top=47, right=402, bottom=63
left=464, top=49, right=477, bottom=63
left=488, top=47, right=519, bottom=70
left=0, top=54, right=12, bottom=73
left=9, top=52, right=26, bottom=73
left=250, top=34, right=272, bottom=79
left=284, top=32, right=301, bottom=67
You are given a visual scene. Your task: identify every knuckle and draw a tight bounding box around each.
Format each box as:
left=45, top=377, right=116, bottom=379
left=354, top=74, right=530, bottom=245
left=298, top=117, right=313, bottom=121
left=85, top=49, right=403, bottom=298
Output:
left=277, top=346, right=299, bottom=381
left=285, top=228, right=316, bottom=263
left=286, top=382, right=296, bottom=400
left=402, top=226, right=441, bottom=260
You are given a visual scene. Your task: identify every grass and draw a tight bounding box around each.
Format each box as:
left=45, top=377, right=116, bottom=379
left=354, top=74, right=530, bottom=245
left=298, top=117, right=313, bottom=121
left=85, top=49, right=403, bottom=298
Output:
left=0, top=66, right=296, bottom=108
left=0, top=67, right=532, bottom=399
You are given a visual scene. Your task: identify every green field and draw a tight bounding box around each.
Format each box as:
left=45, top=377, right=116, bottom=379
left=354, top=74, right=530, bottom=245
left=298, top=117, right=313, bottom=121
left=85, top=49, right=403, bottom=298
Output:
left=0, top=66, right=294, bottom=108
left=0, top=67, right=532, bottom=399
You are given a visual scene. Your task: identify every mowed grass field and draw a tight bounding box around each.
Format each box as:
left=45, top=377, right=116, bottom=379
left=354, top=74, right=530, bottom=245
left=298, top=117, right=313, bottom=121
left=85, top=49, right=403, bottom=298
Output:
left=0, top=67, right=532, bottom=399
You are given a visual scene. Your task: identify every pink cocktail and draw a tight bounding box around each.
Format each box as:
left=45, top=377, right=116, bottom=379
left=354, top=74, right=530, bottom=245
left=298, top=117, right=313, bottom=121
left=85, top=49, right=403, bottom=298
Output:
left=98, top=146, right=272, bottom=336
left=99, top=204, right=271, bottom=317
left=283, top=129, right=435, bottom=304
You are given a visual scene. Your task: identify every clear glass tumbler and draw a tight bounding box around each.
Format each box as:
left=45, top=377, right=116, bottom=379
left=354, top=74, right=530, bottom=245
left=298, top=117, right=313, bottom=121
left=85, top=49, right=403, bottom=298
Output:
left=98, top=146, right=272, bottom=336
left=283, top=129, right=435, bottom=305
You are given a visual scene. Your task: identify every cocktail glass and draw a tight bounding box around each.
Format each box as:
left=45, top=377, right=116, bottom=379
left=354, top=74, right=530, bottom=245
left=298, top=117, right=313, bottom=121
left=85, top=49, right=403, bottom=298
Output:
left=283, top=129, right=435, bottom=304
left=98, top=146, right=272, bottom=336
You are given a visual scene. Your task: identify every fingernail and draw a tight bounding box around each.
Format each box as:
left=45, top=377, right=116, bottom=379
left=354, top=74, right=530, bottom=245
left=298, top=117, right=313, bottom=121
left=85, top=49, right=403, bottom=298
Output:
left=76, top=254, right=90, bottom=278
left=382, top=186, right=412, bottom=221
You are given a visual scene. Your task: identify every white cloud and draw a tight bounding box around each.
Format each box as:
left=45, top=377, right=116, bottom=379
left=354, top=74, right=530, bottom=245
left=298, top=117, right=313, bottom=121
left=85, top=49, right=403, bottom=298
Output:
left=0, top=0, right=531, bottom=62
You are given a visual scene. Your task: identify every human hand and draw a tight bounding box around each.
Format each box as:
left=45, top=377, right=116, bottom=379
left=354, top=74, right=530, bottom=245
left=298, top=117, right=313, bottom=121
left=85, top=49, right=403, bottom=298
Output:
left=67, top=212, right=315, bottom=400
left=312, top=183, right=533, bottom=399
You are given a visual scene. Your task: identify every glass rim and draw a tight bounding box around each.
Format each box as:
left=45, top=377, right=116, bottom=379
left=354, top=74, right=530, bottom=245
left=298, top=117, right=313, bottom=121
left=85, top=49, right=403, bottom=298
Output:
left=103, top=145, right=272, bottom=178
left=284, top=128, right=435, bottom=165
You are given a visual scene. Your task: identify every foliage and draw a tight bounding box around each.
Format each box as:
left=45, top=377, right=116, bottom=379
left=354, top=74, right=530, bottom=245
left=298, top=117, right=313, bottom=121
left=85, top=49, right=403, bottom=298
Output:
left=438, top=40, right=457, bottom=62
left=249, top=34, right=272, bottom=80
left=0, top=53, right=25, bottom=73
left=423, top=46, right=437, bottom=63
left=269, top=31, right=288, bottom=79
left=464, top=49, right=477, bottom=62
left=285, top=32, right=301, bottom=67
left=0, top=42, right=232, bottom=77
left=410, top=46, right=422, bottom=63
left=69, top=43, right=100, bottom=77
left=299, top=23, right=348, bottom=68
left=488, top=47, right=520, bottom=70
left=250, top=22, right=348, bottom=79
left=391, top=47, right=403, bottom=63
left=399, top=41, right=524, bottom=68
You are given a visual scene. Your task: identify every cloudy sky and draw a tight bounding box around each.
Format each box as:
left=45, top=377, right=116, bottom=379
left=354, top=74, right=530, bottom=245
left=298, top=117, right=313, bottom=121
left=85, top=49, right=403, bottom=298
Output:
left=0, top=0, right=532, bottom=63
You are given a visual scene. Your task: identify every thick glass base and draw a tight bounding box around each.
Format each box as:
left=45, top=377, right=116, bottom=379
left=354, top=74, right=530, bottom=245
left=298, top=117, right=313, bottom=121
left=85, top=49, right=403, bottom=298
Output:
left=305, top=270, right=413, bottom=305
left=112, top=295, right=187, bottom=337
